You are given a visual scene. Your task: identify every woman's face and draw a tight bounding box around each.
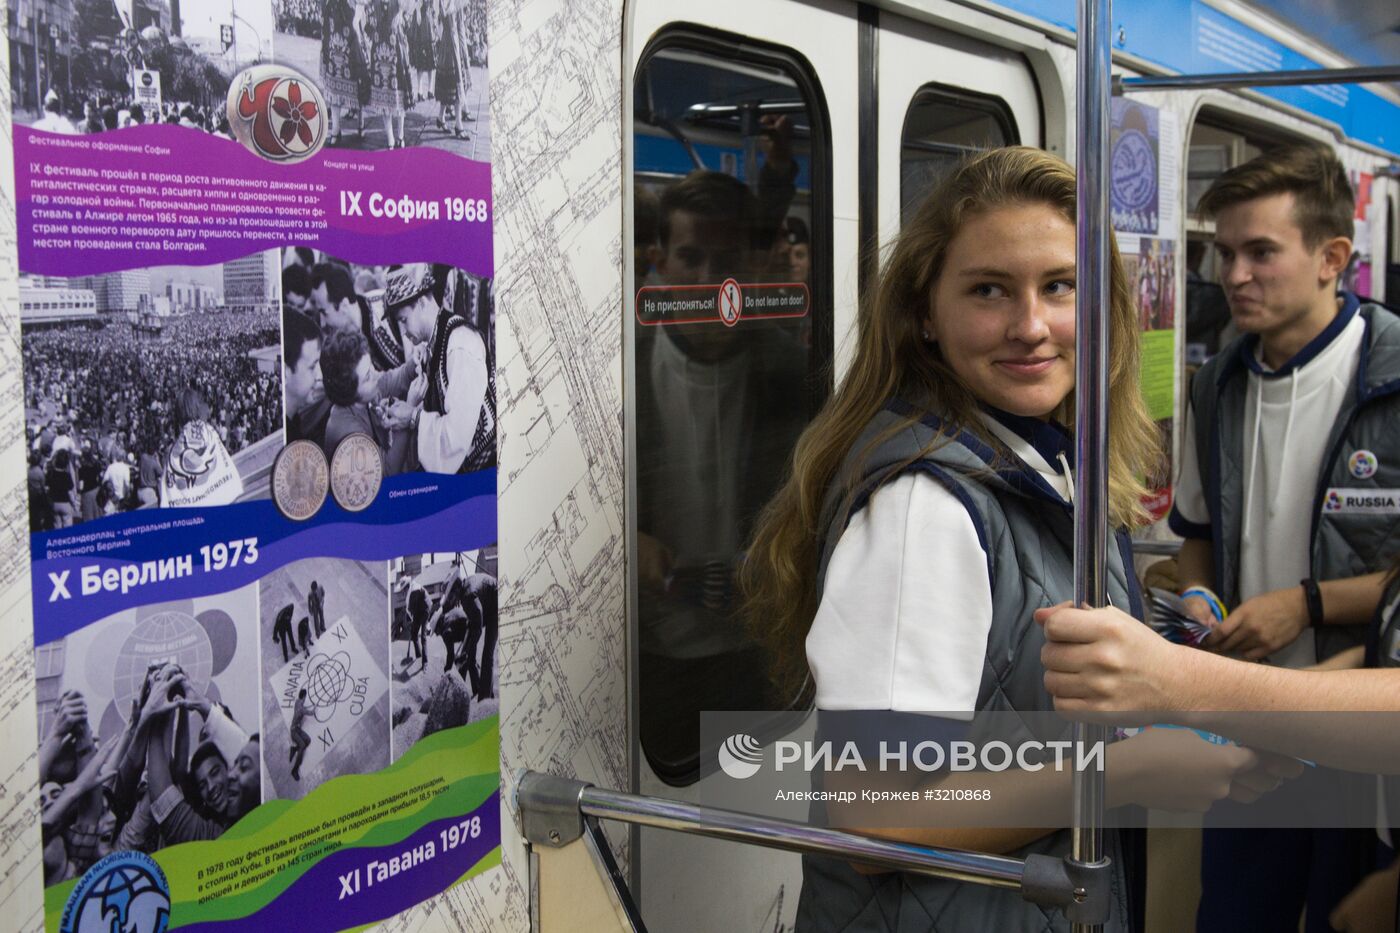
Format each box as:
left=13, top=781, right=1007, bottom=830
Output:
left=354, top=353, right=381, bottom=404
left=925, top=202, right=1077, bottom=419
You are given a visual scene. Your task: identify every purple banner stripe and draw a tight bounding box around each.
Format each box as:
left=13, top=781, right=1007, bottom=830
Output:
left=32, top=494, right=495, bottom=644
left=174, top=791, right=501, bottom=932
left=17, top=125, right=492, bottom=277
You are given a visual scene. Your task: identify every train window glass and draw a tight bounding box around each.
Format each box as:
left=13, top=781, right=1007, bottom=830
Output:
left=632, top=32, right=831, bottom=785
left=900, top=86, right=1017, bottom=225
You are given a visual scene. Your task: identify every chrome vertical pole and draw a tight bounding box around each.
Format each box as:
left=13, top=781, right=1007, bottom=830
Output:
left=1072, top=0, right=1112, bottom=929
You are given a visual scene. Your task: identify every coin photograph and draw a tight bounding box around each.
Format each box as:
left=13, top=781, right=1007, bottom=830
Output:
left=272, top=439, right=330, bottom=521
left=330, top=431, right=384, bottom=511
left=258, top=557, right=391, bottom=801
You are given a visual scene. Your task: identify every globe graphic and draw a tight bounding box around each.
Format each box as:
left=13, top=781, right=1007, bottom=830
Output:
left=112, top=611, right=214, bottom=715
left=66, top=858, right=170, bottom=933
left=91, top=863, right=159, bottom=900
left=305, top=651, right=355, bottom=720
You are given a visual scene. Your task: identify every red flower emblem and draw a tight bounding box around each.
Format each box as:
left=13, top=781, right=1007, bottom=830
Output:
left=271, top=81, right=319, bottom=146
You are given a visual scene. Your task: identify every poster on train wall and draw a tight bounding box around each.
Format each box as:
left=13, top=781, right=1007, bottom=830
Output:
left=1346, top=170, right=1373, bottom=297
left=1111, top=98, right=1180, bottom=521
left=9, top=1, right=500, bottom=930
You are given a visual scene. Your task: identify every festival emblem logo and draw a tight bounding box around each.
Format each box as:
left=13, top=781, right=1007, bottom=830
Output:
left=1324, top=490, right=1344, bottom=512
left=227, top=65, right=327, bottom=164
left=1348, top=449, right=1379, bottom=479
left=60, top=850, right=171, bottom=933
left=718, top=733, right=763, bottom=779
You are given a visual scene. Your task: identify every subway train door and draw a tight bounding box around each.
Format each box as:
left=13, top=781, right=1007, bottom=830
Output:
left=626, top=0, right=853, bottom=927
left=875, top=13, right=1043, bottom=238
left=625, top=4, right=1039, bottom=933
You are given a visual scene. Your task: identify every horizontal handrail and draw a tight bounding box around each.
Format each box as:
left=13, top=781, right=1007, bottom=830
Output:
left=1115, top=65, right=1400, bottom=94
left=579, top=782, right=1024, bottom=888
left=515, top=770, right=1107, bottom=916
left=1132, top=539, right=1182, bottom=556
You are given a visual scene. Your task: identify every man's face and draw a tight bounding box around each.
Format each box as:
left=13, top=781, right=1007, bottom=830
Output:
left=1212, top=192, right=1341, bottom=339
left=228, top=739, right=260, bottom=818
left=395, top=297, right=436, bottom=343
left=40, top=781, right=63, bottom=814
left=325, top=298, right=359, bottom=333
left=286, top=291, right=310, bottom=313
left=655, top=211, right=750, bottom=286
left=285, top=339, right=322, bottom=412
left=195, top=755, right=229, bottom=814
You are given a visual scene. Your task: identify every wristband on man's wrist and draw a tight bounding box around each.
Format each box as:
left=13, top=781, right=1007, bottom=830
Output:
left=1180, top=585, right=1226, bottom=622
left=1300, top=578, right=1324, bottom=627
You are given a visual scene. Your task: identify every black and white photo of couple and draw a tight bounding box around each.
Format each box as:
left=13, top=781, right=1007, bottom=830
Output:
left=282, top=249, right=496, bottom=479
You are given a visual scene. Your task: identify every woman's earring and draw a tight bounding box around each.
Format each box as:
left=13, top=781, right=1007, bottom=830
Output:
left=921, top=329, right=933, bottom=342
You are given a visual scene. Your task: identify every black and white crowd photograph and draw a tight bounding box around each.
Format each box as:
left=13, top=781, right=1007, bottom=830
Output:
left=13, top=0, right=274, bottom=137
left=273, top=0, right=490, bottom=158
left=389, top=548, right=497, bottom=760
left=34, top=589, right=262, bottom=884
left=23, top=258, right=284, bottom=532
left=258, top=557, right=391, bottom=800
left=282, top=248, right=495, bottom=479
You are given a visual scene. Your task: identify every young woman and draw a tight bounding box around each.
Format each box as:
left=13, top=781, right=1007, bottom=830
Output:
left=320, top=326, right=413, bottom=475
left=743, top=147, right=1277, bottom=932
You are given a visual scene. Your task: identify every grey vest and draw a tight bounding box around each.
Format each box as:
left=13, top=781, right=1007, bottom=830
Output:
left=1187, top=299, right=1400, bottom=661
left=1365, top=575, right=1400, bottom=672
left=796, top=401, right=1143, bottom=933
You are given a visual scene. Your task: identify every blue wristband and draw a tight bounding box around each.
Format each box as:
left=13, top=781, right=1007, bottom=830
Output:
left=1181, top=586, right=1226, bottom=621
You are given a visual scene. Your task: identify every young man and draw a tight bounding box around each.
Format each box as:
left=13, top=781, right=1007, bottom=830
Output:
left=1166, top=143, right=1400, bottom=932
left=386, top=264, right=494, bottom=474
left=283, top=308, right=328, bottom=447
left=635, top=170, right=808, bottom=774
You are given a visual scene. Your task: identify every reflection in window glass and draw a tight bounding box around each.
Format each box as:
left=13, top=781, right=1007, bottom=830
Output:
left=633, top=39, right=829, bottom=784
left=900, top=87, right=1017, bottom=224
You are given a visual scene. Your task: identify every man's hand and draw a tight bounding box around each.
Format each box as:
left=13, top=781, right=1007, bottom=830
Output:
left=379, top=398, right=417, bottom=431
left=637, top=533, right=673, bottom=594
left=50, top=690, right=88, bottom=739
left=1108, top=728, right=1299, bottom=812
left=140, top=665, right=186, bottom=724
left=1203, top=586, right=1308, bottom=660
left=407, top=372, right=428, bottom=409
left=1330, top=863, right=1399, bottom=933
left=757, top=115, right=793, bottom=172
left=1181, top=595, right=1217, bottom=628
left=1036, top=603, right=1184, bottom=713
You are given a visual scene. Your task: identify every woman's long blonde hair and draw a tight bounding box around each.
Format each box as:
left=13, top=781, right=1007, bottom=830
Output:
left=741, top=146, right=1161, bottom=702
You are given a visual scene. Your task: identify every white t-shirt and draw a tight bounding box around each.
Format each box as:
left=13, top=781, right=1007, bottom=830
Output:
left=806, top=415, right=1071, bottom=713
left=1175, top=310, right=1364, bottom=668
